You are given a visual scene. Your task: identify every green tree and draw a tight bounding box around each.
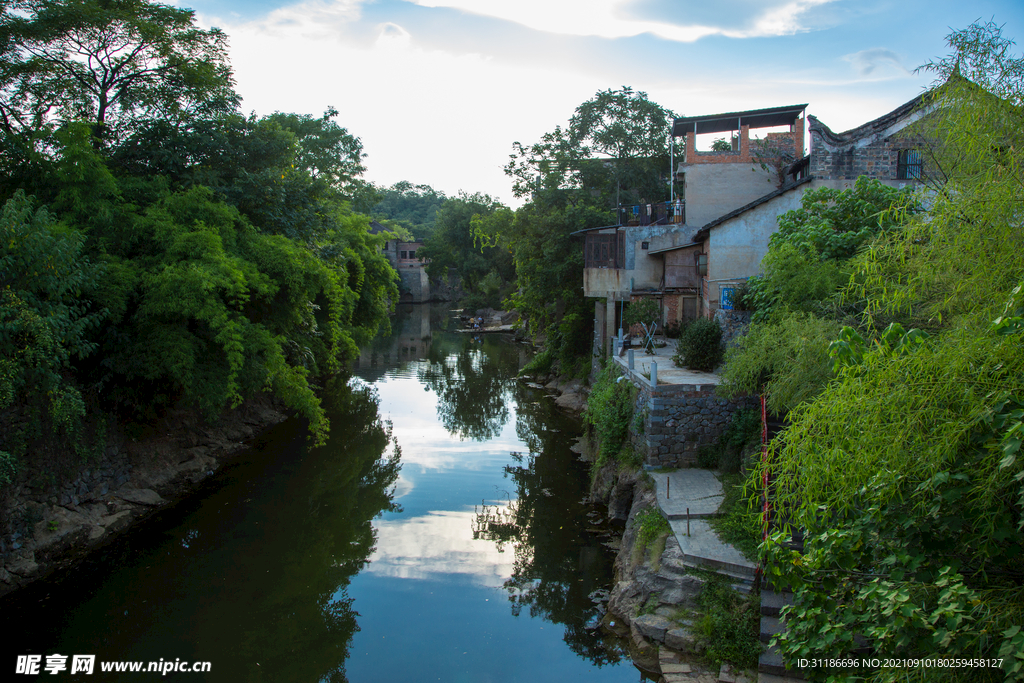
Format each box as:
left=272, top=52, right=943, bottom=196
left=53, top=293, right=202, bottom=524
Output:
left=418, top=191, right=513, bottom=308
left=745, top=176, right=918, bottom=322
left=0, top=0, right=237, bottom=143
left=505, top=87, right=674, bottom=207
left=756, top=22, right=1024, bottom=681
left=0, top=191, right=104, bottom=481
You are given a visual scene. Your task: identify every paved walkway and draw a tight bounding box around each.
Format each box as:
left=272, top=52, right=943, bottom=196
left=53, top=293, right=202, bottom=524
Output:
left=650, top=468, right=756, bottom=581
left=612, top=338, right=721, bottom=386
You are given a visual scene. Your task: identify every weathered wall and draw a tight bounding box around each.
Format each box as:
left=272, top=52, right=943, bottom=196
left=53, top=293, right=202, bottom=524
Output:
left=398, top=266, right=430, bottom=303
left=715, top=309, right=752, bottom=347
left=706, top=184, right=808, bottom=283
left=615, top=366, right=757, bottom=468
left=677, top=164, right=777, bottom=228
left=639, top=384, right=758, bottom=468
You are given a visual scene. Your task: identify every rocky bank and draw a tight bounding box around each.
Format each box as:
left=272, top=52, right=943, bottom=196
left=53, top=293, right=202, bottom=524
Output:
left=0, top=397, right=289, bottom=599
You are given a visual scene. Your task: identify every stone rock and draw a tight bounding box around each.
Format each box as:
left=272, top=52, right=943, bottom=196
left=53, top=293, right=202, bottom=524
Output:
left=607, top=475, right=635, bottom=523
left=554, top=392, right=586, bottom=414
left=117, top=488, right=166, bottom=506
left=607, top=580, right=644, bottom=621
left=99, top=511, right=133, bottom=534
left=665, top=627, right=698, bottom=652
left=633, top=613, right=673, bottom=643
left=7, top=556, right=39, bottom=577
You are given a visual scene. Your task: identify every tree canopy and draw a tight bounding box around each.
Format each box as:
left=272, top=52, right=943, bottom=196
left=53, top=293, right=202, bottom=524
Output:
left=0, top=0, right=399, bottom=473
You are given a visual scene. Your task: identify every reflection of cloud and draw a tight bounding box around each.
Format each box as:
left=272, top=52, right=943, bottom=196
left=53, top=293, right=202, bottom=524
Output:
left=843, top=48, right=912, bottom=78
left=391, top=472, right=415, bottom=499
left=411, top=0, right=835, bottom=41
left=367, top=507, right=514, bottom=587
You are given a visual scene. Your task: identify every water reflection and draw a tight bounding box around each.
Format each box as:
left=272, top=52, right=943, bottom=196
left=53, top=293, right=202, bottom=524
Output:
left=419, top=334, right=521, bottom=441
left=474, top=394, right=628, bottom=669
left=368, top=507, right=515, bottom=586
left=1, top=381, right=400, bottom=683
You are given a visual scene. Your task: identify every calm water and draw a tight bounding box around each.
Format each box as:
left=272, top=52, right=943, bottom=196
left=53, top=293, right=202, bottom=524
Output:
left=2, top=304, right=638, bottom=681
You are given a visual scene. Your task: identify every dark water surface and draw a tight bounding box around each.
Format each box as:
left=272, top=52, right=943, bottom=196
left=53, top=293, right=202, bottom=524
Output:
left=2, top=304, right=637, bottom=682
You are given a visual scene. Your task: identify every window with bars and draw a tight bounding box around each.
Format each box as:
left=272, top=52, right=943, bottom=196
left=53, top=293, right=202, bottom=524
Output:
left=897, top=149, right=923, bottom=180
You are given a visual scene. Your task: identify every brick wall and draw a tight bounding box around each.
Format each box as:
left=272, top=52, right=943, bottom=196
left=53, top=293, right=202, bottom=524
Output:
left=811, top=135, right=899, bottom=181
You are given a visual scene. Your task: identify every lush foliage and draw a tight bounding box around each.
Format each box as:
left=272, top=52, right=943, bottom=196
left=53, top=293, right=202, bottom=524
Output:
left=505, top=87, right=673, bottom=206
left=0, top=0, right=399, bottom=478
left=583, top=363, right=637, bottom=465
left=674, top=317, right=722, bottom=371
left=754, top=22, right=1024, bottom=680
left=745, top=177, right=918, bottom=322
left=692, top=572, right=762, bottom=669
left=633, top=506, right=671, bottom=556
left=708, top=471, right=761, bottom=561
left=418, top=192, right=512, bottom=309
left=719, top=312, right=841, bottom=414
left=355, top=180, right=446, bottom=241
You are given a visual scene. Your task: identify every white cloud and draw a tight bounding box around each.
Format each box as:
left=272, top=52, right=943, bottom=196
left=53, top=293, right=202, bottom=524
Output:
left=843, top=48, right=913, bottom=78
left=206, top=1, right=609, bottom=204
left=366, top=507, right=515, bottom=586
left=410, top=0, right=836, bottom=41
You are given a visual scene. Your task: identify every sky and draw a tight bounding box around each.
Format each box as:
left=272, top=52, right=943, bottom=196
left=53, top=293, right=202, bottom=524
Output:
left=176, top=0, right=1024, bottom=207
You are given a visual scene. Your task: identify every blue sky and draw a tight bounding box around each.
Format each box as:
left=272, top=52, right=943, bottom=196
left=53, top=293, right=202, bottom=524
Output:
left=176, top=0, right=1024, bottom=206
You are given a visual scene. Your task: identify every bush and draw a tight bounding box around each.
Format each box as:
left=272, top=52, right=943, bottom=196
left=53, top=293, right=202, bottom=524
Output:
left=584, top=363, right=637, bottom=464
left=675, top=317, right=722, bottom=371
left=718, top=312, right=840, bottom=414
left=633, top=506, right=671, bottom=557
left=693, top=575, right=762, bottom=668
left=519, top=348, right=553, bottom=376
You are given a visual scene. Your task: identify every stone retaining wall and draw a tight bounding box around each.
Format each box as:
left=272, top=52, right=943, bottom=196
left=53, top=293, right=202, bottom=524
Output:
left=714, top=308, right=752, bottom=348
left=621, top=369, right=756, bottom=468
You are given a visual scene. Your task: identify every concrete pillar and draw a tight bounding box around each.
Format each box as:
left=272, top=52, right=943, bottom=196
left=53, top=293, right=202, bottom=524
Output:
left=651, top=361, right=658, bottom=387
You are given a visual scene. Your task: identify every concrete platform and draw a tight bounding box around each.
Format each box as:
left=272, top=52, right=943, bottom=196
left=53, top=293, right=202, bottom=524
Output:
left=612, top=338, right=721, bottom=386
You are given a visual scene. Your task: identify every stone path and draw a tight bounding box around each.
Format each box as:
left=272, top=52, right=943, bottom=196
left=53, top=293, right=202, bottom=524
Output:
left=650, top=468, right=756, bottom=581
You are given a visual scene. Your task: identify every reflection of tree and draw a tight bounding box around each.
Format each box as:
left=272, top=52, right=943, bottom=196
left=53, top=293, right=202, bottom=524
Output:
left=418, top=333, right=519, bottom=440
left=213, top=378, right=402, bottom=682
left=474, top=388, right=626, bottom=667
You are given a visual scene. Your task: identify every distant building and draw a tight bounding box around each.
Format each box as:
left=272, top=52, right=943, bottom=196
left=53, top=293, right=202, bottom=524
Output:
left=579, top=95, right=929, bottom=353
left=372, top=220, right=431, bottom=303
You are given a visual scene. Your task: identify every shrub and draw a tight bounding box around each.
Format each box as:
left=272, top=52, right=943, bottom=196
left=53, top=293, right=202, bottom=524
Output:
left=675, top=317, right=722, bottom=371
left=634, top=507, right=671, bottom=556
left=718, top=312, right=840, bottom=414
left=584, top=363, right=637, bottom=464
left=519, top=348, right=553, bottom=376
left=693, top=575, right=761, bottom=668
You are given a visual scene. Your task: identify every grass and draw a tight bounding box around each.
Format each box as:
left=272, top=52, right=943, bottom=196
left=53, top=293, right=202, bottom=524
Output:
left=692, top=572, right=762, bottom=669
left=631, top=506, right=671, bottom=567
left=707, top=471, right=762, bottom=562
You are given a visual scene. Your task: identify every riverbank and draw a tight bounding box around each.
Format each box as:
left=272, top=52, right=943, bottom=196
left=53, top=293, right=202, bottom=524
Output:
left=586, top=442, right=760, bottom=682
left=0, top=396, right=289, bottom=599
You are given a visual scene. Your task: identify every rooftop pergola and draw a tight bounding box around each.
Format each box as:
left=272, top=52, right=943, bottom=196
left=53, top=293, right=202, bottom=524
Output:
left=672, top=104, right=808, bottom=137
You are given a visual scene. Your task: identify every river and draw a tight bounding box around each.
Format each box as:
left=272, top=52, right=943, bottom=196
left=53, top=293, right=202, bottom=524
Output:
left=1, top=304, right=641, bottom=682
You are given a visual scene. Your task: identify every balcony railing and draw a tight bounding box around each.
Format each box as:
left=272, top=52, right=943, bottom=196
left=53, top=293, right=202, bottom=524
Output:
left=618, top=200, right=685, bottom=227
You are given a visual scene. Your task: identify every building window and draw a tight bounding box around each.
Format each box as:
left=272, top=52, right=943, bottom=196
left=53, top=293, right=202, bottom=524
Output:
left=897, top=149, right=922, bottom=180
left=409, top=250, right=417, bottom=260
left=584, top=232, right=625, bottom=269
left=400, top=251, right=408, bottom=259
